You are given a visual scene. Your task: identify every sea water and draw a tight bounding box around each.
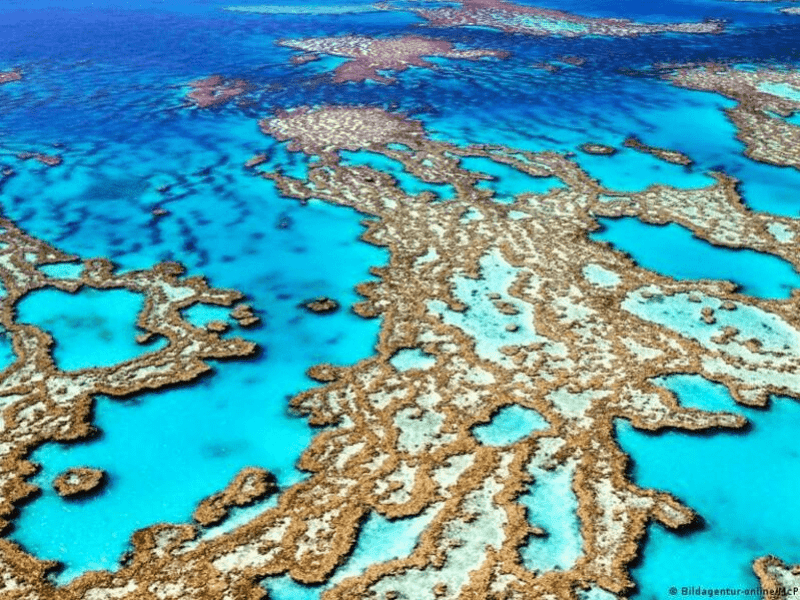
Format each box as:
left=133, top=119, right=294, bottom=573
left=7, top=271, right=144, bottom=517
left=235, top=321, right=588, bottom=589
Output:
left=618, top=376, right=800, bottom=598
left=592, top=217, right=800, bottom=299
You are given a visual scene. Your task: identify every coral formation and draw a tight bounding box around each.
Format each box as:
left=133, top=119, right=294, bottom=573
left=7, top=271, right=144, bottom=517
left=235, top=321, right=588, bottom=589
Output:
left=302, top=297, right=340, bottom=314
left=52, top=468, right=106, bottom=499
left=0, top=71, right=21, bottom=85
left=669, top=64, right=800, bottom=169
left=5, top=106, right=800, bottom=599
left=185, top=76, right=249, bottom=109
left=402, top=0, right=724, bottom=37
left=622, top=136, right=694, bottom=166
left=193, top=468, right=277, bottom=528
left=279, top=35, right=508, bottom=84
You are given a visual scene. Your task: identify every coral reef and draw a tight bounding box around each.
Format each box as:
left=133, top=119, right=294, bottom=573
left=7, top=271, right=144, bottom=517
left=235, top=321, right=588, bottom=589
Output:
left=579, top=143, right=617, bottom=156
left=7, top=106, right=800, bottom=599
left=669, top=64, right=800, bottom=169
left=302, top=297, right=340, bottom=314
left=193, top=468, right=277, bottom=528
left=16, top=152, right=62, bottom=167
left=622, top=136, right=693, bottom=166
left=186, top=76, right=249, bottom=109
left=0, top=71, right=21, bottom=85
left=279, top=35, right=508, bottom=84
left=52, top=468, right=106, bottom=499
left=402, top=0, right=724, bottom=38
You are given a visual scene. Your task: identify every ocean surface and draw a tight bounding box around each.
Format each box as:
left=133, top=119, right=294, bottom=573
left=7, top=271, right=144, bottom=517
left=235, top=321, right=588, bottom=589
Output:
left=2, top=0, right=800, bottom=595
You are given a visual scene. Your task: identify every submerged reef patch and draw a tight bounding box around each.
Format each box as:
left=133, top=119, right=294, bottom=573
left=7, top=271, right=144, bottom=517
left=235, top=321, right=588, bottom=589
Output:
left=185, top=76, right=249, bottom=109
left=279, top=35, right=508, bottom=84
left=0, top=71, right=21, bottom=85
left=11, top=106, right=800, bottom=599
left=622, top=136, right=693, bottom=167
left=16, top=152, right=62, bottom=167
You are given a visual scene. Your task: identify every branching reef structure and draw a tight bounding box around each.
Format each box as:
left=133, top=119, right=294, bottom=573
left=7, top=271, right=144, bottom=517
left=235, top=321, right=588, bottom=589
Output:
left=2, top=105, right=799, bottom=599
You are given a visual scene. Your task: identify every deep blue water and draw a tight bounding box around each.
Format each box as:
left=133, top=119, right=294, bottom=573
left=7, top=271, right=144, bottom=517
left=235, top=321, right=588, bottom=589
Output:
left=2, top=0, right=800, bottom=591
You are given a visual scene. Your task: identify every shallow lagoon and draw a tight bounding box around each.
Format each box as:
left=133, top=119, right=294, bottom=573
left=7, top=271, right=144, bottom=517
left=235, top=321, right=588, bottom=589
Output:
left=16, top=288, right=167, bottom=371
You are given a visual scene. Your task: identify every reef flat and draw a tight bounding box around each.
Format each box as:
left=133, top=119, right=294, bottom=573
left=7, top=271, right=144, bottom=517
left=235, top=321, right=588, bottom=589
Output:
left=279, top=35, right=508, bottom=84
left=385, top=0, right=725, bottom=37
left=6, top=104, right=800, bottom=599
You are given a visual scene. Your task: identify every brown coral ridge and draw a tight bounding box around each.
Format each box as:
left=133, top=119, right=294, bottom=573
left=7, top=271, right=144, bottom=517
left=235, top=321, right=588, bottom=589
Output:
left=622, top=136, right=694, bottom=166
left=668, top=63, right=800, bottom=169
left=278, top=35, right=509, bottom=84
left=52, top=467, right=106, bottom=499
left=193, top=468, right=277, bottom=528
left=301, top=297, right=340, bottom=314
left=0, top=71, right=21, bottom=85
left=16, top=105, right=800, bottom=600
left=0, top=216, right=256, bottom=539
left=407, top=0, right=724, bottom=37
left=186, top=75, right=249, bottom=109
left=231, top=303, right=260, bottom=327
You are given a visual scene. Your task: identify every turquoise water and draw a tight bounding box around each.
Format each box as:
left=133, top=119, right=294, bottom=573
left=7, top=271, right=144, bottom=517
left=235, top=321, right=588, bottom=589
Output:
left=0, top=330, right=15, bottom=372
left=592, top=217, right=800, bottom=298
left=473, top=405, right=549, bottom=446
left=619, top=376, right=800, bottom=598
left=758, top=81, right=800, bottom=102
left=520, top=460, right=583, bottom=573
left=182, top=303, right=233, bottom=328
left=458, top=156, right=564, bottom=200
left=39, top=262, right=83, bottom=278
left=429, top=249, right=549, bottom=364
left=340, top=150, right=456, bottom=200
left=9, top=111, right=388, bottom=580
left=5, top=0, right=800, bottom=591
left=15, top=288, right=168, bottom=371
